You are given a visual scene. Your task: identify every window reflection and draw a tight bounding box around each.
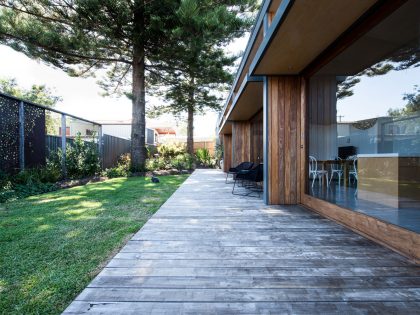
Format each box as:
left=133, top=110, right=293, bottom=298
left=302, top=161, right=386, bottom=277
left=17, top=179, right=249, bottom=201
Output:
left=307, top=0, right=420, bottom=233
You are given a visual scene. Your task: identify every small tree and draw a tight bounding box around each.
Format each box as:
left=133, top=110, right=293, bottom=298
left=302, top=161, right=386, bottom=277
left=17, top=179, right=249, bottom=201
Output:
left=148, top=0, right=256, bottom=154
left=388, top=85, right=420, bottom=117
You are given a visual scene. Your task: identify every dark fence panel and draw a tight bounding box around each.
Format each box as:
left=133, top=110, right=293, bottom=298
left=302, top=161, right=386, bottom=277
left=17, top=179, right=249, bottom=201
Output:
left=103, top=134, right=131, bottom=168
left=0, top=96, right=19, bottom=173
left=25, top=106, right=46, bottom=168
left=0, top=92, right=102, bottom=175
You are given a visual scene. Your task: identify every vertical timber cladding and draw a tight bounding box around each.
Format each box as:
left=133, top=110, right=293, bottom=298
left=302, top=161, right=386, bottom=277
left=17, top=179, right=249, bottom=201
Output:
left=267, top=76, right=301, bottom=204
left=222, top=134, right=232, bottom=172
left=250, top=111, right=263, bottom=164
left=232, top=121, right=251, bottom=167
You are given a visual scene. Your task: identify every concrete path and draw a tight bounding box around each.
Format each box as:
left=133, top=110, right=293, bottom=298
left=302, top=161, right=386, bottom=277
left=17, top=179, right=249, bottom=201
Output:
left=64, top=169, right=420, bottom=314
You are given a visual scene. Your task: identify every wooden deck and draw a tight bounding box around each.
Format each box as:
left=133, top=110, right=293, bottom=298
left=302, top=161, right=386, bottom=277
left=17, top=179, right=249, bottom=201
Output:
left=64, top=169, right=420, bottom=314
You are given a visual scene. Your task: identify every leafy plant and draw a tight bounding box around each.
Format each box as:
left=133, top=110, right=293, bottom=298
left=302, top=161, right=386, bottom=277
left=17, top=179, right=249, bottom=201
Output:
left=106, top=153, right=131, bottom=178
left=0, top=168, right=59, bottom=203
left=195, top=148, right=213, bottom=167
left=157, top=143, right=187, bottom=158
left=65, top=133, right=100, bottom=178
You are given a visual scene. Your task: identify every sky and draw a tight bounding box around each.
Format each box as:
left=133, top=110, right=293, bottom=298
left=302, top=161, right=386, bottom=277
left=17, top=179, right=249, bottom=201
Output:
left=337, top=67, right=420, bottom=122
left=0, top=36, right=248, bottom=137
left=1, top=35, right=417, bottom=132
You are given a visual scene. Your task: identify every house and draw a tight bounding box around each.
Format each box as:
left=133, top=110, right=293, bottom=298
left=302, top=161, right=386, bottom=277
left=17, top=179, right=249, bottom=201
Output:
left=218, top=0, right=420, bottom=261
left=152, top=127, right=177, bottom=144
left=92, top=120, right=157, bottom=145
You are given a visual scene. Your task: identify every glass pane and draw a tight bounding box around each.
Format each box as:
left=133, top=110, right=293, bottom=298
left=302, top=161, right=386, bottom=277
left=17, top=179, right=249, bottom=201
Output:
left=307, top=0, right=420, bottom=233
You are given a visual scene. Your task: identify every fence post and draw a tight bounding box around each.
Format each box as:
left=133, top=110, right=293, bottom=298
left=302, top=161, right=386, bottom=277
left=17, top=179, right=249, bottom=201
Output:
left=98, top=125, right=103, bottom=169
left=19, top=101, right=25, bottom=171
left=61, top=114, right=67, bottom=177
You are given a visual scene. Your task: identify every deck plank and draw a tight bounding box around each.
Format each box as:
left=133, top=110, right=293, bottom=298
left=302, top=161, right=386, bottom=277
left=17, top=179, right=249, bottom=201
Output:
left=63, top=169, right=420, bottom=314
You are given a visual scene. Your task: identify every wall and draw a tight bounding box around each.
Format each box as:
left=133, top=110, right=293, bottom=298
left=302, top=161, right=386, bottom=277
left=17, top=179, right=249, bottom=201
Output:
left=308, top=75, right=337, bottom=160
left=232, top=121, right=251, bottom=167
left=102, top=125, right=132, bottom=139
left=250, top=111, right=263, bottom=164
left=222, top=134, right=232, bottom=172
left=266, top=76, right=301, bottom=205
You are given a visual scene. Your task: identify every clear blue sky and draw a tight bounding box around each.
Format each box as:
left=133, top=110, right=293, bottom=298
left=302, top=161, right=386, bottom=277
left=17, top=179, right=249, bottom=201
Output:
left=338, top=66, right=420, bottom=122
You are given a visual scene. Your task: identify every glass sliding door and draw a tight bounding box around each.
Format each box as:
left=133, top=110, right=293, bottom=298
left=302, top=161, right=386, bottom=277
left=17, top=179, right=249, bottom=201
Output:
left=307, top=0, right=420, bottom=233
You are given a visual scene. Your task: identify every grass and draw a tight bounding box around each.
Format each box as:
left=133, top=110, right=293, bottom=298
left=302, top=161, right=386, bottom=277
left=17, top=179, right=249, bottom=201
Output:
left=0, top=175, right=188, bottom=314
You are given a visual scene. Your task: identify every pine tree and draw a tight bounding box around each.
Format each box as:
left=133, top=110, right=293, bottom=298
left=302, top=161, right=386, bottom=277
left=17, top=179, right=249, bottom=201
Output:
left=148, top=0, right=256, bottom=155
left=0, top=0, right=180, bottom=170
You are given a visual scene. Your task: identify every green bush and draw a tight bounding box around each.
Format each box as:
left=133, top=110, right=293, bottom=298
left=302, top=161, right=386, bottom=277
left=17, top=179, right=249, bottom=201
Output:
left=106, top=153, right=131, bottom=178
left=0, top=168, right=59, bottom=203
left=157, top=143, right=186, bottom=158
left=65, top=133, right=100, bottom=178
left=195, top=148, right=214, bottom=167
left=146, top=145, right=158, bottom=158
left=146, top=153, right=195, bottom=172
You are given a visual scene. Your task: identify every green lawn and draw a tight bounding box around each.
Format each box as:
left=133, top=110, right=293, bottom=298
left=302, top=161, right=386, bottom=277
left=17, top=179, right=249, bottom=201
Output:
left=0, top=175, right=188, bottom=314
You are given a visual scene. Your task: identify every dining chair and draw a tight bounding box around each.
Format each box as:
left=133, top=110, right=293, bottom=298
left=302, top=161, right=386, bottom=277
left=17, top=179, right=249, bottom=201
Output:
left=348, top=155, right=358, bottom=184
left=329, top=157, right=344, bottom=186
left=309, top=155, right=329, bottom=188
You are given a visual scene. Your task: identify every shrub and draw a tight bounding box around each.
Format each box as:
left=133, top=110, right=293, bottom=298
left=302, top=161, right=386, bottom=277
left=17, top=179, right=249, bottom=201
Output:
left=146, top=145, right=158, bottom=158
left=146, top=153, right=195, bottom=172
left=0, top=168, right=59, bottom=203
left=64, top=132, right=101, bottom=178
left=157, top=143, right=186, bottom=158
left=195, top=148, right=214, bottom=168
left=106, top=153, right=131, bottom=178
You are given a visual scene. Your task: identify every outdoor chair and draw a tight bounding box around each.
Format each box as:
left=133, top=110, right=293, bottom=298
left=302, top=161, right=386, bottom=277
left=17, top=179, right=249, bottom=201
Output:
left=309, top=155, right=329, bottom=188
left=329, top=157, right=344, bottom=186
left=225, top=161, right=254, bottom=183
left=348, top=155, right=358, bottom=184
left=232, top=163, right=263, bottom=197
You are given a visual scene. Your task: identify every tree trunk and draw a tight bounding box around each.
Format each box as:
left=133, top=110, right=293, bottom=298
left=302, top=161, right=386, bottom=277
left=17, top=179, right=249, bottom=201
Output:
left=187, top=77, right=195, bottom=155
left=131, top=1, right=146, bottom=171
left=187, top=104, right=194, bottom=155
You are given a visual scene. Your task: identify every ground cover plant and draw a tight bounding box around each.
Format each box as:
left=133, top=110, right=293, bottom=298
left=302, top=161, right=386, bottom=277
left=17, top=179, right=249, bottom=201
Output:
left=0, top=174, right=188, bottom=314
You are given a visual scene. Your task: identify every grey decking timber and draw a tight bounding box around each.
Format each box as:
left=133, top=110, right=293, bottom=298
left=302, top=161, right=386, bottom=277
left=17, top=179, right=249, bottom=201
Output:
left=63, top=169, right=420, bottom=314
left=63, top=301, right=420, bottom=315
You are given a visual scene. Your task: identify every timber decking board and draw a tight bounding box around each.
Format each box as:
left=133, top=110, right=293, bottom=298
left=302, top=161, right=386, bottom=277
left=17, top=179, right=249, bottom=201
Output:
left=63, top=169, right=420, bottom=314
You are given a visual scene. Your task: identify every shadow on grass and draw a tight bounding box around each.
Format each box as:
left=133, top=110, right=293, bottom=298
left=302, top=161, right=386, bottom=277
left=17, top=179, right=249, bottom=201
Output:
left=0, top=174, right=188, bottom=315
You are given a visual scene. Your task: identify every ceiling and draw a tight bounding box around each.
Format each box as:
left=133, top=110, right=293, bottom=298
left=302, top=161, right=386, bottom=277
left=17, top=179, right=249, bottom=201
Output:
left=252, top=0, right=379, bottom=75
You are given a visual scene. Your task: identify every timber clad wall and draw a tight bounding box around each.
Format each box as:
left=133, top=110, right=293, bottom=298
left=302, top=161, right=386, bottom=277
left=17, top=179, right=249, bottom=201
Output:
left=232, top=122, right=251, bottom=167
left=222, top=134, right=232, bottom=172
left=267, top=76, right=301, bottom=205
left=250, top=111, right=263, bottom=164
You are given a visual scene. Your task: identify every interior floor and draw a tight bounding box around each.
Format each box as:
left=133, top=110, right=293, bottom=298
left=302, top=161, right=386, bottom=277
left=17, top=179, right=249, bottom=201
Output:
left=309, top=180, right=420, bottom=234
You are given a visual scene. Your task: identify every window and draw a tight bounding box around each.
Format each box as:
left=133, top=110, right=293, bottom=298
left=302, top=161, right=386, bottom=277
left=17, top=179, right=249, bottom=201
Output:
left=307, top=0, right=420, bottom=233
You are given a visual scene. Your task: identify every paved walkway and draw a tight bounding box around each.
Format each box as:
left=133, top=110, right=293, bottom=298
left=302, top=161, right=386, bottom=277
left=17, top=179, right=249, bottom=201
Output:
left=64, top=169, right=420, bottom=314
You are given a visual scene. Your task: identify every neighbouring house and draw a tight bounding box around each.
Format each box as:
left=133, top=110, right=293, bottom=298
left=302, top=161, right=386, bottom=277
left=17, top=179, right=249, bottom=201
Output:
left=90, top=120, right=157, bottom=145
left=218, top=0, right=420, bottom=262
left=59, top=118, right=100, bottom=139
left=153, top=127, right=177, bottom=144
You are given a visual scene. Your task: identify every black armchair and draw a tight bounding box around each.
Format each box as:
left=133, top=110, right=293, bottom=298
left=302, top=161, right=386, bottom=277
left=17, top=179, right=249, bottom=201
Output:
left=232, top=163, right=263, bottom=197
left=225, top=161, right=254, bottom=183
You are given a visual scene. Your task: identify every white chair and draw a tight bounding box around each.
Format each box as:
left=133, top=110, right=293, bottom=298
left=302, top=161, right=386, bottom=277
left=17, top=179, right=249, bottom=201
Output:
left=348, top=156, right=358, bottom=184
left=309, top=156, right=329, bottom=188
left=329, top=157, right=344, bottom=186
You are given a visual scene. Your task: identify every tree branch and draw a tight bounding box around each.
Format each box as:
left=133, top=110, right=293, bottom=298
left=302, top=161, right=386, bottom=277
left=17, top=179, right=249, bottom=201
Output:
left=1, top=32, right=133, bottom=65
